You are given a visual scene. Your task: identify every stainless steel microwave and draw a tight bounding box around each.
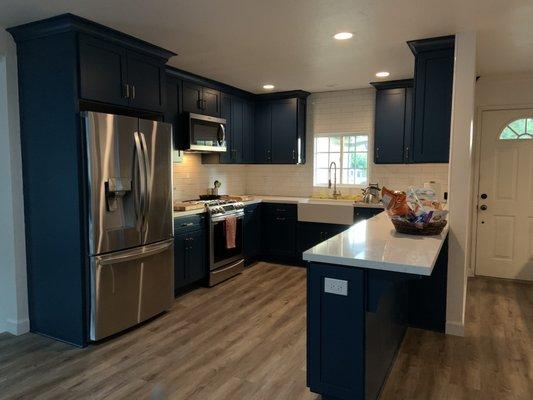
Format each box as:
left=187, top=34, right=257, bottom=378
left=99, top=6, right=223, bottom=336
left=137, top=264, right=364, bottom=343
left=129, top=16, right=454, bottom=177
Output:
left=185, top=112, right=227, bottom=152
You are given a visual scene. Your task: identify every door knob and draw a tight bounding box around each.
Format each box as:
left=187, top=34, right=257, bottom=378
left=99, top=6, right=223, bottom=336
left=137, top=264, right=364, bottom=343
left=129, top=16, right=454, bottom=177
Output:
left=480, top=205, right=487, bottom=211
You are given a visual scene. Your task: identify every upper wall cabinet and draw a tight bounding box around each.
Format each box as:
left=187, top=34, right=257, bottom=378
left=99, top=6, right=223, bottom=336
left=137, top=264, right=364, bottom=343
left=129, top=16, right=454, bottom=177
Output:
left=182, top=81, right=221, bottom=117
left=254, top=92, right=308, bottom=164
left=371, top=80, right=413, bottom=164
left=79, top=34, right=167, bottom=112
left=408, top=36, right=455, bottom=163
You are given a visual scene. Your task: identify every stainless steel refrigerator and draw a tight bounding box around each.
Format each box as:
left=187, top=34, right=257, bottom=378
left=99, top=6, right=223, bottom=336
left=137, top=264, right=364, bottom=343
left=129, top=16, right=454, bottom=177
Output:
left=84, top=111, right=174, bottom=341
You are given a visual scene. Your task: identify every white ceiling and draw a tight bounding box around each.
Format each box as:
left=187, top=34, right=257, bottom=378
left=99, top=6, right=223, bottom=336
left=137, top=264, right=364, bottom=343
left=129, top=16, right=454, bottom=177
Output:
left=1, top=0, right=532, bottom=93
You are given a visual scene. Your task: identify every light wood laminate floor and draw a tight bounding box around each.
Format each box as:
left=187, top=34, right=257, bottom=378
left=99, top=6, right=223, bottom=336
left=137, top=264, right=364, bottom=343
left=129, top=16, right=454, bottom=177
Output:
left=1, top=263, right=532, bottom=399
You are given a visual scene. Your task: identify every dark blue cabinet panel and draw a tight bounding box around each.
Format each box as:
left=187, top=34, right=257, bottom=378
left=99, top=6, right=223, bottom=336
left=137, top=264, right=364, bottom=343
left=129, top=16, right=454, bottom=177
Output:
left=219, top=94, right=233, bottom=163
left=308, top=263, right=365, bottom=399
left=353, top=207, right=383, bottom=224
left=174, top=215, right=207, bottom=292
left=231, top=98, right=244, bottom=163
left=78, top=34, right=165, bottom=112
left=126, top=51, right=164, bottom=111
left=243, top=101, right=255, bottom=163
left=263, top=203, right=297, bottom=258
left=164, top=76, right=184, bottom=150
left=254, top=102, right=272, bottom=163
left=79, top=35, right=128, bottom=107
left=182, top=81, right=203, bottom=114
left=374, top=88, right=408, bottom=164
left=182, top=81, right=220, bottom=117
left=371, top=80, right=413, bottom=165
left=298, top=222, right=348, bottom=256
left=202, top=88, right=221, bottom=117
left=410, top=37, right=455, bottom=163
left=271, top=98, right=298, bottom=163
left=254, top=97, right=306, bottom=164
left=244, top=203, right=262, bottom=260
left=187, top=229, right=207, bottom=282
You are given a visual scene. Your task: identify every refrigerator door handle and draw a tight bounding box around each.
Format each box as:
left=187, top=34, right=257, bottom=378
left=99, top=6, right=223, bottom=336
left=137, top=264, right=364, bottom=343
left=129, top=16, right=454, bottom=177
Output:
left=133, top=131, right=147, bottom=225
left=139, top=131, right=151, bottom=227
left=96, top=239, right=173, bottom=265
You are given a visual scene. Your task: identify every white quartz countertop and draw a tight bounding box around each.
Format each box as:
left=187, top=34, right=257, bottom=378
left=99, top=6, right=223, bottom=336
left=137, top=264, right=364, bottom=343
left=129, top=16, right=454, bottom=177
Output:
left=302, top=212, right=448, bottom=276
left=173, top=195, right=383, bottom=218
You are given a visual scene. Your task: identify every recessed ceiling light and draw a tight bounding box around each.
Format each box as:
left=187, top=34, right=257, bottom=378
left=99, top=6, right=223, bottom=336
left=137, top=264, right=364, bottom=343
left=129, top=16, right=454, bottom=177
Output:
left=375, top=71, right=391, bottom=78
left=333, top=32, right=353, bottom=40
left=262, top=84, right=275, bottom=90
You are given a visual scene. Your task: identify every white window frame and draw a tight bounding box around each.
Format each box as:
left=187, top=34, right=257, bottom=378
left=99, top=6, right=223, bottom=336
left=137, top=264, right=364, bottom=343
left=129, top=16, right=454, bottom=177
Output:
left=313, top=132, right=369, bottom=188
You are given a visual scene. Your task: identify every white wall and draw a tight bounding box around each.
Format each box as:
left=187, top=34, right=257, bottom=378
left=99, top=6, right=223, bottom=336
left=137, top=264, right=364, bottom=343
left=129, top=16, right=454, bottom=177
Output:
left=445, top=32, right=477, bottom=337
left=0, top=28, right=29, bottom=335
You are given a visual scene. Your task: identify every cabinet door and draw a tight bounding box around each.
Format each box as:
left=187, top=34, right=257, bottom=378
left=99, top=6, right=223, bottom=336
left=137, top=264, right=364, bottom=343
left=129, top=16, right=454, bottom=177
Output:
left=173, top=233, right=188, bottom=291
left=298, top=222, right=324, bottom=255
left=126, top=51, right=164, bottom=111
left=79, top=35, right=128, bottom=106
left=219, top=94, right=233, bottom=164
left=231, top=98, right=244, bottom=163
left=264, top=217, right=296, bottom=257
left=412, top=49, right=454, bottom=163
left=244, top=204, right=261, bottom=259
left=271, top=98, right=298, bottom=164
left=254, top=102, right=272, bottom=163
left=242, top=101, right=255, bottom=163
left=202, top=88, right=221, bottom=117
left=404, top=87, right=414, bottom=163
left=374, top=88, right=407, bottom=164
left=164, top=76, right=183, bottom=150
left=182, top=81, right=203, bottom=114
left=186, top=229, right=206, bottom=283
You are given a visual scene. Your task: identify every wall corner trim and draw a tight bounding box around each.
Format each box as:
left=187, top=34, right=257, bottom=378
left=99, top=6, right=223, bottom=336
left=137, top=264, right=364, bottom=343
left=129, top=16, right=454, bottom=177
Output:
left=445, top=320, right=465, bottom=337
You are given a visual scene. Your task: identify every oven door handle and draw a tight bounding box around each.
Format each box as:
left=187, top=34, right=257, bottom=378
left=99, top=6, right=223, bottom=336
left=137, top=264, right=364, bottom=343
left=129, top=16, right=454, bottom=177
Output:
left=210, top=213, right=244, bottom=223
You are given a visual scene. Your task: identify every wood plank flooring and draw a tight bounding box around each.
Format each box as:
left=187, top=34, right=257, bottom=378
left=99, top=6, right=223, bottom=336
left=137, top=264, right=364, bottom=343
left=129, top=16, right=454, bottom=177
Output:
left=381, top=276, right=533, bottom=400
left=0, top=263, right=319, bottom=400
left=1, top=264, right=532, bottom=399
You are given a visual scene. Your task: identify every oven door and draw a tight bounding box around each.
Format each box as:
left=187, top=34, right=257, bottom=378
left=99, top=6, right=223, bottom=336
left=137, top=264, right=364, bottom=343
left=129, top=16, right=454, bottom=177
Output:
left=188, top=113, right=227, bottom=152
left=210, top=214, right=244, bottom=270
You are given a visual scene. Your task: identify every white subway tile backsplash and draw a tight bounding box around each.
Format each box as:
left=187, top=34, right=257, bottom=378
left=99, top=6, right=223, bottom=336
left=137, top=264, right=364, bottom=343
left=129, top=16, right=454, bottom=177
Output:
left=172, top=88, right=449, bottom=200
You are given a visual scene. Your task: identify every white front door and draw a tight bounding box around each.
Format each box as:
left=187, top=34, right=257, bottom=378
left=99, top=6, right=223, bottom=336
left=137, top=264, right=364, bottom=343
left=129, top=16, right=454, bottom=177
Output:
left=476, top=109, right=533, bottom=280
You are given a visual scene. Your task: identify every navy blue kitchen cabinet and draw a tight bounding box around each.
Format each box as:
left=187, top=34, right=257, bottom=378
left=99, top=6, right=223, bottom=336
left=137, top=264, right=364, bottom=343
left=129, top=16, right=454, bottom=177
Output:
left=218, top=94, right=248, bottom=164
left=408, top=36, right=455, bottom=163
left=242, top=101, right=255, bottom=163
left=174, top=214, right=207, bottom=292
left=262, top=203, right=298, bottom=258
left=244, top=203, right=262, bottom=261
left=298, top=222, right=348, bottom=256
left=371, top=80, right=413, bottom=164
left=182, top=81, right=221, bottom=117
left=164, top=75, right=185, bottom=150
left=254, top=93, right=308, bottom=164
left=79, top=34, right=167, bottom=112
left=254, top=101, right=272, bottom=163
left=8, top=13, right=175, bottom=347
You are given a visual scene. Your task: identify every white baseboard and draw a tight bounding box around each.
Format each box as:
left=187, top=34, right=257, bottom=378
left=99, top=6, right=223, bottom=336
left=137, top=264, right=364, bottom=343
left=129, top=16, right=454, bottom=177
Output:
left=0, top=318, right=30, bottom=335
left=445, top=320, right=465, bottom=336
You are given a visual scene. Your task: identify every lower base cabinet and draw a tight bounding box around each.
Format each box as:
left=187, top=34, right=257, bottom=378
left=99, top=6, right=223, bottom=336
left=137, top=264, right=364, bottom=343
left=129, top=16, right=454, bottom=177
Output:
left=298, top=222, right=348, bottom=255
left=262, top=204, right=298, bottom=258
left=174, top=215, right=207, bottom=293
left=244, top=203, right=262, bottom=261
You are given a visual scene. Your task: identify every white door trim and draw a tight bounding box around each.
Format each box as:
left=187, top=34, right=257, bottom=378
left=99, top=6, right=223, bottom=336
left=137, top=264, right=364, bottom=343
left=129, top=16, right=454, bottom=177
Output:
left=470, top=103, right=533, bottom=277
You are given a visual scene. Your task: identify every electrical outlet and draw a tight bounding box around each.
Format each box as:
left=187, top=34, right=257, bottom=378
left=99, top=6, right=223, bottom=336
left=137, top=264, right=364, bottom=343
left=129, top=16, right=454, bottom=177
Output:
left=324, top=278, right=348, bottom=296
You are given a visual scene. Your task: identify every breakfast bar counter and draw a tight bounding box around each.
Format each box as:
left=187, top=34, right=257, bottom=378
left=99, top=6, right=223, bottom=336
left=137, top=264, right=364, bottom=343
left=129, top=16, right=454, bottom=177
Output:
left=303, top=212, right=449, bottom=400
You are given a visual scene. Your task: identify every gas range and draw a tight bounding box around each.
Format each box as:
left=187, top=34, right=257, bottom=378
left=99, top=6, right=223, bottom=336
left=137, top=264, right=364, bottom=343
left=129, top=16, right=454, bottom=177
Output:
left=205, top=199, right=245, bottom=217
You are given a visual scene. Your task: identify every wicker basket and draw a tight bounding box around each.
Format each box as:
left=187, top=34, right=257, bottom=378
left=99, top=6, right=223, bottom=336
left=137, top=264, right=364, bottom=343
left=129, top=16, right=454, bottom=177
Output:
left=391, top=219, right=447, bottom=236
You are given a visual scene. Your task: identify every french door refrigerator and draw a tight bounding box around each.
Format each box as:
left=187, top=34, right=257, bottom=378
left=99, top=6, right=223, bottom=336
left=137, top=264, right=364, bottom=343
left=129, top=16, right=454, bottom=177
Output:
left=84, top=111, right=174, bottom=341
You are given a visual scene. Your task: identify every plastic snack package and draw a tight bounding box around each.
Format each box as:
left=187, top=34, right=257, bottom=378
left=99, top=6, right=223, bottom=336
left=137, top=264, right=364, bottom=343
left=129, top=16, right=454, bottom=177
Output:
left=381, top=187, right=411, bottom=217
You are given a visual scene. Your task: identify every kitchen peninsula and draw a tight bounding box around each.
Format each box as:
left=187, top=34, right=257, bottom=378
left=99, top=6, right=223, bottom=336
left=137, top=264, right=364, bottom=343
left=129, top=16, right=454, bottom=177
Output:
left=303, top=212, right=449, bottom=400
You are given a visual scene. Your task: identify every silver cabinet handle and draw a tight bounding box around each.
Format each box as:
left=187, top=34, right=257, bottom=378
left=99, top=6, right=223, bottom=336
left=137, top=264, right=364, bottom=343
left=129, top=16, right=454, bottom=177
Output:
left=131, top=84, right=136, bottom=100
left=181, top=222, right=195, bottom=227
left=123, top=83, right=130, bottom=99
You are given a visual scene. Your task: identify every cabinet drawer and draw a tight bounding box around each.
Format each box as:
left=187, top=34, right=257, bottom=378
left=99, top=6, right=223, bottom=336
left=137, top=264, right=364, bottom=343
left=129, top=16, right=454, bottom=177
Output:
left=174, top=214, right=206, bottom=235
left=263, top=203, right=297, bottom=218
